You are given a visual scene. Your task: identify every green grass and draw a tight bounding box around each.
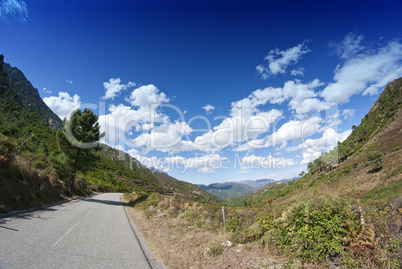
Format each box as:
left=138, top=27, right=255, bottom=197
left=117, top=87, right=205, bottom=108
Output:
left=363, top=178, right=402, bottom=202
left=391, top=165, right=402, bottom=177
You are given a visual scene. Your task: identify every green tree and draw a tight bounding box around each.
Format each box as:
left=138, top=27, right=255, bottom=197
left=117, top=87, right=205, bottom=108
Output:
left=54, top=108, right=104, bottom=191
left=367, top=150, right=384, bottom=168
left=307, top=162, right=314, bottom=172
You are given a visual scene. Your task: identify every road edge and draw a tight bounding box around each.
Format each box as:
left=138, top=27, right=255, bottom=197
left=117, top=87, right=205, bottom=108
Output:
left=0, top=193, right=97, bottom=219
left=122, top=204, right=165, bottom=269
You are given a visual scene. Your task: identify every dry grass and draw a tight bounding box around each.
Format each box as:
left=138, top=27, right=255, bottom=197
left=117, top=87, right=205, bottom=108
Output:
left=125, top=206, right=285, bottom=269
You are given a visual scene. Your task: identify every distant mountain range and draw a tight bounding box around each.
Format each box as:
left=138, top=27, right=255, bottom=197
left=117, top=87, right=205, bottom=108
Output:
left=196, top=182, right=255, bottom=199
left=238, top=178, right=275, bottom=189
left=197, top=177, right=298, bottom=199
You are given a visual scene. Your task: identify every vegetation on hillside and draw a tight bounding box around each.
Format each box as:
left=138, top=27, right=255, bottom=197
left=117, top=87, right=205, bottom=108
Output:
left=0, top=56, right=216, bottom=212
left=128, top=77, right=402, bottom=268
left=307, top=78, right=402, bottom=174
left=197, top=182, right=256, bottom=199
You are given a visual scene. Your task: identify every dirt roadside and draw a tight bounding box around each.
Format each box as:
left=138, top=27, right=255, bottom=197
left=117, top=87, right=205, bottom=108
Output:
left=124, top=206, right=282, bottom=269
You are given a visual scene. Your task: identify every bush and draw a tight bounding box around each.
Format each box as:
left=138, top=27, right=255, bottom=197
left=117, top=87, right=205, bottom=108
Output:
left=206, top=245, right=223, bottom=256
left=32, top=159, right=46, bottom=169
left=265, top=197, right=359, bottom=263
left=367, top=151, right=384, bottom=162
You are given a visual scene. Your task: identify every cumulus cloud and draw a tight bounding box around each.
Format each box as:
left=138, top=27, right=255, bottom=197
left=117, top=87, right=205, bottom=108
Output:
left=321, top=34, right=402, bottom=103
left=66, top=79, right=73, bottom=85
left=238, top=79, right=325, bottom=116
left=290, top=67, right=305, bottom=76
left=42, top=87, right=51, bottom=94
left=164, top=154, right=229, bottom=173
left=102, top=78, right=135, bottom=100
left=43, top=92, right=81, bottom=120
left=192, top=99, right=283, bottom=152
left=256, top=41, right=310, bottom=79
left=286, top=128, right=352, bottom=164
left=125, top=84, right=168, bottom=106
left=0, top=0, right=28, bottom=21
left=268, top=116, right=323, bottom=149
left=98, top=84, right=195, bottom=154
left=128, top=152, right=228, bottom=173
left=131, top=121, right=193, bottom=153
left=342, top=108, right=355, bottom=120
left=193, top=79, right=329, bottom=153
left=202, top=104, right=215, bottom=114
left=241, top=154, right=295, bottom=170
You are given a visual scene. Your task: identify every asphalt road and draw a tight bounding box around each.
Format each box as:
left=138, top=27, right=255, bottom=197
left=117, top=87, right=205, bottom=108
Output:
left=0, top=193, right=164, bottom=269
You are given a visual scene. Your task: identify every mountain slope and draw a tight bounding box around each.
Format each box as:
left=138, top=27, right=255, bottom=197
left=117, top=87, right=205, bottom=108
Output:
left=153, top=173, right=221, bottom=202
left=97, top=145, right=218, bottom=202
left=197, top=182, right=256, bottom=199
left=0, top=55, right=217, bottom=212
left=1, top=55, right=62, bottom=130
left=230, top=77, right=402, bottom=206
left=238, top=178, right=275, bottom=189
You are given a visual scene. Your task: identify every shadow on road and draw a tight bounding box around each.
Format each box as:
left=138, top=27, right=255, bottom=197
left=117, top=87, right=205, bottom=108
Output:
left=83, top=198, right=128, bottom=207
left=0, top=225, right=18, bottom=231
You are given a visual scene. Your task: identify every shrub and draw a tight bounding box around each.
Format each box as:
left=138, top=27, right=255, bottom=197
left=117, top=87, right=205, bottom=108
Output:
left=32, top=159, right=46, bottom=169
left=265, top=197, right=359, bottom=263
left=391, top=165, right=402, bottom=177
left=367, top=151, right=384, bottom=162
left=207, top=245, right=223, bottom=256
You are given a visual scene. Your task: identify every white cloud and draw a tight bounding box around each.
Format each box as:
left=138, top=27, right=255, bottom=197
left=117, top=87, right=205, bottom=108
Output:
left=193, top=79, right=328, bottom=153
left=290, top=67, right=305, bottom=76
left=164, top=154, right=229, bottom=173
left=342, top=108, right=355, bottom=120
left=125, top=84, right=168, bottom=107
left=42, top=87, right=51, bottom=94
left=241, top=154, right=295, bottom=170
left=132, top=121, right=193, bottom=153
left=330, top=31, right=366, bottom=60
left=128, top=151, right=170, bottom=173
left=235, top=170, right=251, bottom=175
left=237, top=79, right=325, bottom=116
left=43, top=92, right=81, bottom=120
left=192, top=103, right=282, bottom=152
left=128, top=152, right=228, bottom=173
left=281, top=79, right=325, bottom=114
left=99, top=84, right=172, bottom=147
left=0, top=0, right=28, bottom=21
left=256, top=40, right=310, bottom=78
left=102, top=78, right=135, bottom=100
left=202, top=104, right=215, bottom=113
left=66, top=79, right=73, bottom=85
left=286, top=128, right=352, bottom=164
left=268, top=116, right=322, bottom=148
left=321, top=35, right=402, bottom=103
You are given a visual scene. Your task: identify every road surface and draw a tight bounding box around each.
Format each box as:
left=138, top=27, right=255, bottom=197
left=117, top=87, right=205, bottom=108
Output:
left=0, top=193, right=164, bottom=269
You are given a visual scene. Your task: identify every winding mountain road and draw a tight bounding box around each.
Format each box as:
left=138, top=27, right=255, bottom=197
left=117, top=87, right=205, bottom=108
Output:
left=0, top=193, right=164, bottom=269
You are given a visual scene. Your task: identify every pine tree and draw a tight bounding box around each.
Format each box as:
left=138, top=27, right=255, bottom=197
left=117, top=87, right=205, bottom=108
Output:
left=54, top=108, right=104, bottom=192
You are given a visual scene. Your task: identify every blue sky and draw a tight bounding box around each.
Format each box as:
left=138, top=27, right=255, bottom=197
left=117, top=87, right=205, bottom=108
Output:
left=1, top=0, right=402, bottom=184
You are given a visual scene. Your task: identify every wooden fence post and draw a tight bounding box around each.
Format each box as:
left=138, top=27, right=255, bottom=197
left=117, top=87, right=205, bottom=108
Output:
left=222, top=207, right=226, bottom=227
left=356, top=198, right=366, bottom=236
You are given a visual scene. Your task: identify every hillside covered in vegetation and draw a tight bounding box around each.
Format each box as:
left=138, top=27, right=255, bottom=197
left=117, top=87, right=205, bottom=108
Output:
left=0, top=55, right=217, bottom=213
left=128, top=77, right=402, bottom=268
